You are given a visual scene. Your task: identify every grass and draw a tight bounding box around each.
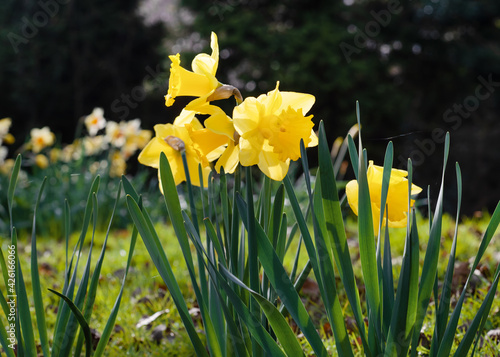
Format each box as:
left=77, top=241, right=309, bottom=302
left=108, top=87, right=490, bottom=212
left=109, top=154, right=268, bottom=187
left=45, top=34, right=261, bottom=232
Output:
left=1, top=211, right=499, bottom=356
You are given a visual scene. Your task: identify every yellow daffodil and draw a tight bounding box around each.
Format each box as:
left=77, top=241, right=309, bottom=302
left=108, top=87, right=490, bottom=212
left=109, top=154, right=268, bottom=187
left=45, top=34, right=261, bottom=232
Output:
left=84, top=107, right=106, bottom=136
left=0, top=158, right=15, bottom=175
left=345, top=161, right=423, bottom=233
left=165, top=32, right=220, bottom=108
left=83, top=135, right=108, bottom=156
left=110, top=151, right=127, bottom=177
left=30, top=127, right=55, bottom=153
left=232, top=82, right=318, bottom=181
left=34, top=154, right=49, bottom=169
left=138, top=110, right=228, bottom=187
left=0, top=118, right=14, bottom=145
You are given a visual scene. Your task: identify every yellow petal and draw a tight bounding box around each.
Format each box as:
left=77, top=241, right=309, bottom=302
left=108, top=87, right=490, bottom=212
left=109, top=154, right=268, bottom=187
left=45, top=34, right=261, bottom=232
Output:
left=345, top=180, right=359, bottom=216
left=173, top=109, right=197, bottom=127
left=215, top=141, right=240, bottom=174
left=238, top=135, right=263, bottom=167
left=233, top=97, right=261, bottom=136
left=138, top=137, right=173, bottom=169
left=189, top=127, right=228, bottom=160
left=308, top=130, right=318, bottom=147
left=279, top=92, right=315, bottom=114
left=258, top=149, right=290, bottom=181
left=165, top=54, right=215, bottom=107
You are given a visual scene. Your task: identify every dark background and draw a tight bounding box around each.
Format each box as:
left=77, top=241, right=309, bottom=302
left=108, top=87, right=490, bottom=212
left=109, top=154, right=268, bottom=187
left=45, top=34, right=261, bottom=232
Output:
left=1, top=0, right=499, bottom=215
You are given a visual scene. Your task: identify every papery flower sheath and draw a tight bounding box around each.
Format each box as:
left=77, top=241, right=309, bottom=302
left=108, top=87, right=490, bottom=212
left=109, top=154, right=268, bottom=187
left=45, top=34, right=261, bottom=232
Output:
left=345, top=161, right=422, bottom=232
left=232, top=82, right=318, bottom=181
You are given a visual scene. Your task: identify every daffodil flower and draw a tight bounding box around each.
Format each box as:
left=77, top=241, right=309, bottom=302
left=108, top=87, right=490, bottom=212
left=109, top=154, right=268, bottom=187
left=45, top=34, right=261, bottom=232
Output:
left=84, top=107, right=106, bottom=136
left=345, top=161, right=423, bottom=233
left=30, top=127, right=56, bottom=153
left=165, top=32, right=220, bottom=108
left=232, top=82, right=318, bottom=181
left=138, top=110, right=228, bottom=187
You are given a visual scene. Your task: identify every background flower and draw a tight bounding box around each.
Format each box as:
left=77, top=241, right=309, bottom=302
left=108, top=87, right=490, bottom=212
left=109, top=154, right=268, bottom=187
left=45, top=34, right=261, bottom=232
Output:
left=346, top=161, right=423, bottom=232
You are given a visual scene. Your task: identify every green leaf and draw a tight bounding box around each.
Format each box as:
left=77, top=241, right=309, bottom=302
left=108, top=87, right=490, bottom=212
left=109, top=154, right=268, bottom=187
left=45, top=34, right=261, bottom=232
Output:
left=237, top=195, right=328, bottom=357
left=436, top=200, right=500, bottom=357
left=411, top=133, right=450, bottom=357
left=75, top=181, right=124, bottom=357
left=0, top=316, right=16, bottom=357
left=16, top=230, right=37, bottom=357
left=430, top=163, right=462, bottom=355
left=125, top=195, right=209, bottom=357
left=94, top=213, right=138, bottom=357
left=220, top=265, right=305, bottom=357
left=48, top=289, right=92, bottom=357
left=159, top=153, right=222, bottom=357
left=52, top=177, right=99, bottom=357
left=30, top=177, right=50, bottom=357
left=385, top=212, right=419, bottom=356
left=318, top=121, right=369, bottom=353
left=455, top=265, right=500, bottom=357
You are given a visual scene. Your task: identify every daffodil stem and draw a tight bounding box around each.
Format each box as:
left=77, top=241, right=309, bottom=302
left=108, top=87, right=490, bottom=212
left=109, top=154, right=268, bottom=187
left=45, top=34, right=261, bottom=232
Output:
left=245, top=166, right=263, bottom=356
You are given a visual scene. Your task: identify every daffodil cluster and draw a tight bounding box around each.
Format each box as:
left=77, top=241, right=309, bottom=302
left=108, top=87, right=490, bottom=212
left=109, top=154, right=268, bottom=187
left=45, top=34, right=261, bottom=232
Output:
left=139, top=32, right=318, bottom=186
left=1, top=109, right=152, bottom=177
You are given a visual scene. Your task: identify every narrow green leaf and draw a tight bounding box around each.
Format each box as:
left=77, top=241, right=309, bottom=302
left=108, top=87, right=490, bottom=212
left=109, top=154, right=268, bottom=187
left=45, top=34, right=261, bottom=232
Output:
left=220, top=265, right=305, bottom=357
left=52, top=177, right=99, bottom=357
left=318, top=122, right=369, bottom=352
left=94, top=219, right=138, bottom=357
left=16, top=236, right=37, bottom=356
left=30, top=177, right=50, bottom=357
left=347, top=135, right=358, bottom=180
left=436, top=200, right=500, bottom=357
left=385, top=211, right=419, bottom=356
left=237, top=195, right=328, bottom=357
left=0, top=317, right=16, bottom=357
left=185, top=224, right=286, bottom=357
left=48, top=289, right=92, bottom=357
left=454, top=264, right=500, bottom=357
left=125, top=195, right=209, bottom=357
left=159, top=153, right=221, bottom=357
left=430, top=163, right=462, bottom=354
left=75, top=181, right=124, bottom=357
left=411, top=133, right=449, bottom=357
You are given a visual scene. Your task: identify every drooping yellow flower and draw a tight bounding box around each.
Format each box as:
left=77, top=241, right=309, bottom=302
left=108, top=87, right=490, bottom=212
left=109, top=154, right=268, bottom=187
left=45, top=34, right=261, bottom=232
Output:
left=345, top=161, right=423, bottom=233
left=138, top=110, right=228, bottom=187
left=232, top=82, right=318, bottom=181
left=84, top=107, right=106, bottom=136
left=165, top=32, right=220, bottom=108
left=30, top=127, right=55, bottom=153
